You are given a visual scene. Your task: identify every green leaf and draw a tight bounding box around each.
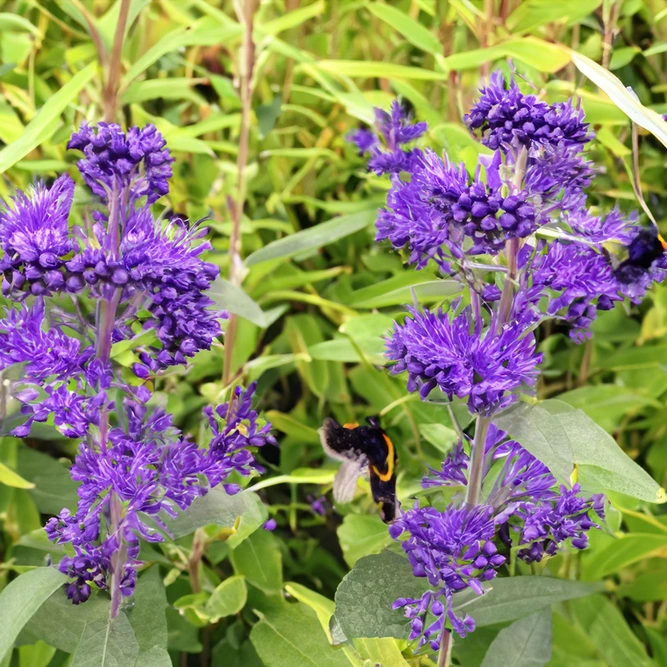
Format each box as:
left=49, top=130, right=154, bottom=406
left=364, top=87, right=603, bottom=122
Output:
left=493, top=399, right=665, bottom=502
left=123, top=23, right=242, bottom=84
left=0, top=568, right=66, bottom=662
left=308, top=338, right=385, bottom=364
left=314, top=60, right=449, bottom=80
left=0, top=63, right=97, bottom=174
left=250, top=603, right=352, bottom=667
left=367, top=4, right=442, bottom=56
left=122, top=78, right=206, bottom=105
left=128, top=568, right=170, bottom=667
left=209, top=279, right=268, bottom=327
left=571, top=51, right=667, bottom=150
left=583, top=533, right=667, bottom=580
left=0, top=461, right=34, bottom=489
left=260, top=0, right=325, bottom=35
left=70, top=612, right=139, bottom=667
left=19, top=591, right=110, bottom=653
left=557, top=385, right=656, bottom=433
left=17, top=448, right=78, bottom=515
left=570, top=595, right=653, bottom=667
left=244, top=210, right=375, bottom=267
left=336, top=515, right=393, bottom=567
left=0, top=13, right=42, bottom=36
left=264, top=411, right=321, bottom=443
left=467, top=577, right=603, bottom=627
left=167, top=488, right=267, bottom=548
left=443, top=38, right=570, bottom=73
left=231, top=528, right=282, bottom=594
left=284, top=582, right=335, bottom=634
left=206, top=575, right=248, bottom=620
left=348, top=276, right=461, bottom=309
left=506, top=0, right=601, bottom=34
left=480, top=609, right=552, bottom=667
left=333, top=550, right=427, bottom=639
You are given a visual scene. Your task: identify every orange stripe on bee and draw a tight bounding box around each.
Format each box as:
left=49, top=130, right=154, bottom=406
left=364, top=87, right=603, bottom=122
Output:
left=659, top=234, right=667, bottom=251
left=372, top=434, right=395, bottom=482
left=343, top=422, right=359, bottom=429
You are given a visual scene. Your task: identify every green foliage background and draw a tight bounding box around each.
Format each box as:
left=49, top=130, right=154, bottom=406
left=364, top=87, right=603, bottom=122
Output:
left=1, top=1, right=667, bottom=666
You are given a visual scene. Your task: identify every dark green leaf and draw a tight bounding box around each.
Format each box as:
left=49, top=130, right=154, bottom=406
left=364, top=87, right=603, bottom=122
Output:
left=480, top=609, right=552, bottom=667
left=70, top=612, right=139, bottom=667
left=333, top=550, right=426, bottom=639
left=0, top=568, right=67, bottom=662
left=231, top=529, right=282, bottom=594
left=494, top=399, right=665, bottom=502
left=250, top=603, right=351, bottom=667
left=167, top=488, right=266, bottom=547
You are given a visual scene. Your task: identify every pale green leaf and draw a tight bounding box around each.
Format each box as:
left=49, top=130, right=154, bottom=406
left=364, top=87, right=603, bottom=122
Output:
left=0, top=63, right=97, bottom=174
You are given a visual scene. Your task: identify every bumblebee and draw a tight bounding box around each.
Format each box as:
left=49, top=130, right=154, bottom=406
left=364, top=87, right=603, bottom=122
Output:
left=318, top=417, right=399, bottom=523
left=614, top=226, right=667, bottom=284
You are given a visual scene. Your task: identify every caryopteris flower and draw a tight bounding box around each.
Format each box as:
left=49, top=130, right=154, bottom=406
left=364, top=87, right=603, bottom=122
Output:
left=0, top=175, right=76, bottom=296
left=386, top=308, right=542, bottom=415
left=390, top=504, right=504, bottom=646
left=356, top=67, right=642, bottom=655
left=0, top=122, right=274, bottom=614
left=349, top=100, right=426, bottom=175
left=398, top=425, right=603, bottom=647
left=464, top=71, right=591, bottom=151
left=46, top=384, right=273, bottom=605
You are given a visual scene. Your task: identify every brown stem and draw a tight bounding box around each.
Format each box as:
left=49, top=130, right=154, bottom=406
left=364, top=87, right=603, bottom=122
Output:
left=103, top=0, right=132, bottom=122
left=601, top=1, right=620, bottom=70
left=438, top=629, right=453, bottom=667
left=69, top=0, right=108, bottom=67
left=223, top=0, right=258, bottom=386
left=188, top=529, right=206, bottom=594
left=480, top=0, right=495, bottom=78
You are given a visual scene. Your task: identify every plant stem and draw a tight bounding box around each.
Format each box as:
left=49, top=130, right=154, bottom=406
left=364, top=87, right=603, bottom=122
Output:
left=495, top=146, right=528, bottom=333
left=438, top=629, right=453, bottom=667
left=465, top=415, right=491, bottom=509
left=223, top=0, right=258, bottom=386
left=103, top=0, right=131, bottom=122
left=109, top=492, right=127, bottom=619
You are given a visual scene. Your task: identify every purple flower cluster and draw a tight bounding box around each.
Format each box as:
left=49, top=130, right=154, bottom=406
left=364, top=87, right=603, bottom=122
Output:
left=46, top=385, right=272, bottom=604
left=392, top=425, right=603, bottom=645
left=349, top=101, right=426, bottom=175
left=464, top=71, right=591, bottom=151
left=390, top=505, right=504, bottom=646
left=348, top=69, right=658, bottom=655
left=386, top=308, right=542, bottom=415
left=0, top=123, right=275, bottom=612
left=68, top=122, right=173, bottom=204
left=0, top=175, right=76, bottom=296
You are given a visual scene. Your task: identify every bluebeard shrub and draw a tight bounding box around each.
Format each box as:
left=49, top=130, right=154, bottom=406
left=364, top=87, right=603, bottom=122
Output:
left=352, top=72, right=665, bottom=651
left=0, top=123, right=275, bottom=615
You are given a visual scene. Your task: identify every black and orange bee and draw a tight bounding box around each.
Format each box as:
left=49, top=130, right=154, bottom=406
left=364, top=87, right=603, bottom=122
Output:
left=614, top=226, right=667, bottom=284
left=318, top=417, right=399, bottom=523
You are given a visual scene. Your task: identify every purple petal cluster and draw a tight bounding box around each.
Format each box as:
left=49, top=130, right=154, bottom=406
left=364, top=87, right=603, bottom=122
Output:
left=386, top=308, right=542, bottom=415
left=68, top=122, right=173, bottom=204
left=465, top=71, right=591, bottom=151
left=390, top=504, right=504, bottom=645
left=348, top=101, right=426, bottom=175
left=404, top=425, right=603, bottom=647
left=530, top=241, right=622, bottom=342
left=377, top=149, right=539, bottom=264
left=507, top=484, right=604, bottom=563
left=0, top=123, right=274, bottom=612
left=46, top=383, right=274, bottom=603
left=0, top=175, right=76, bottom=297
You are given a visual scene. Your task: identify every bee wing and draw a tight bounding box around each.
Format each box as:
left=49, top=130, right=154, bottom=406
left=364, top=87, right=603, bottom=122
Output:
left=333, top=459, right=366, bottom=503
